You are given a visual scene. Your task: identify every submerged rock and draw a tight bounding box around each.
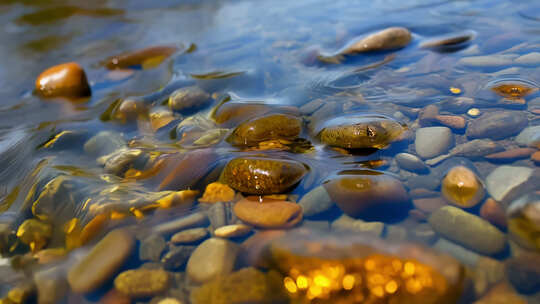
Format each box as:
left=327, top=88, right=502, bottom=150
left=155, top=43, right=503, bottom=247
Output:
left=420, top=30, right=475, bottom=52
left=485, top=165, right=535, bottom=203
left=223, top=157, right=307, bottom=195
left=68, top=229, right=134, bottom=294
left=441, top=166, right=485, bottom=208
left=35, top=62, right=91, bottom=99
left=515, top=125, right=540, bottom=147
left=114, top=268, right=169, bottom=298
left=505, top=253, right=540, bottom=294
left=429, top=206, right=506, bottom=255
left=466, top=111, right=528, bottom=140
left=190, top=267, right=288, bottom=304
left=316, top=114, right=406, bottom=149
left=298, top=186, right=335, bottom=217
left=226, top=114, right=302, bottom=146
left=257, top=229, right=465, bottom=304
left=104, top=45, right=178, bottom=69
left=233, top=197, right=302, bottom=229
left=168, top=86, right=211, bottom=112
left=186, top=238, right=240, bottom=284
left=396, top=153, right=429, bottom=173
left=170, top=227, right=208, bottom=244
left=324, top=170, right=410, bottom=221
left=84, top=131, right=126, bottom=158
left=16, top=219, right=52, bottom=252
left=507, top=193, right=540, bottom=252
left=415, top=127, right=454, bottom=159
left=425, top=139, right=503, bottom=166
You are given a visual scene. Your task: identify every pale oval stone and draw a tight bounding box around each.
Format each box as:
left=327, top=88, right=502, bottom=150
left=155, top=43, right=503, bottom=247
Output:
left=395, top=152, right=429, bottom=173
left=429, top=206, right=506, bottom=255
left=415, top=127, right=454, bottom=159
left=515, top=126, right=540, bottom=147
left=186, top=238, right=240, bottom=284
left=485, top=165, right=534, bottom=202
left=68, top=229, right=134, bottom=294
left=341, top=27, right=412, bottom=54
left=214, top=224, right=251, bottom=238
left=114, top=268, right=169, bottom=298
left=466, top=111, right=527, bottom=140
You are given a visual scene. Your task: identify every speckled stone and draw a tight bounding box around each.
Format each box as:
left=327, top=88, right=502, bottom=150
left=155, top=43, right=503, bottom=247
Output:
left=114, top=268, right=169, bottom=298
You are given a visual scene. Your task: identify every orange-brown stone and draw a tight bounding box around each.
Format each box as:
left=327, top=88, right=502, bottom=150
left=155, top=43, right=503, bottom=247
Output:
left=233, top=198, right=302, bottom=229
left=441, top=166, right=484, bottom=208
left=35, top=62, right=91, bottom=99
left=479, top=198, right=507, bottom=229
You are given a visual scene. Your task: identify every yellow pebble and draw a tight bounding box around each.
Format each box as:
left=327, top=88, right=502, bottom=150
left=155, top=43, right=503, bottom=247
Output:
left=199, top=182, right=235, bottom=203
left=467, top=108, right=480, bottom=117
left=449, top=87, right=461, bottom=94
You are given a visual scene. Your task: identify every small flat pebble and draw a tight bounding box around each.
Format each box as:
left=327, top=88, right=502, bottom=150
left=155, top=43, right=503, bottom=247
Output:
left=479, top=198, right=507, bottom=229
left=395, top=152, right=429, bottom=173
left=170, top=228, right=208, bottom=244
left=458, top=54, right=515, bottom=67
left=415, top=127, right=454, bottom=159
left=429, top=206, right=506, bottom=255
left=298, top=186, right=335, bottom=217
left=233, top=198, right=302, bottom=229
left=186, top=238, right=240, bottom=284
left=214, top=224, right=251, bottom=238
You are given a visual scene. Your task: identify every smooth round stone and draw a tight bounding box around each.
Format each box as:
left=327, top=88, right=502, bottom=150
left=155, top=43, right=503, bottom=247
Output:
left=35, top=62, right=91, bottom=99
left=486, top=166, right=534, bottom=203
left=479, top=199, right=507, bottom=229
left=170, top=228, right=208, bottom=244
left=168, top=86, right=211, bottom=112
left=515, top=126, right=540, bottom=147
left=190, top=267, right=288, bottom=304
left=233, top=198, right=302, bottom=229
left=395, top=153, right=429, bottom=173
left=429, top=206, right=506, bottom=255
left=324, top=170, right=410, bottom=221
left=114, top=269, right=169, bottom=298
left=415, top=127, right=454, bottom=159
left=261, top=229, right=465, bottom=304
left=341, top=27, right=412, bottom=54
left=84, top=131, right=126, bottom=158
left=316, top=114, right=406, bottom=149
left=466, top=111, right=528, bottom=140
left=507, top=193, right=540, bottom=252
left=186, top=238, right=240, bottom=284
left=68, top=229, right=135, bottom=294
left=223, top=157, right=307, bottom=195
left=441, top=166, right=485, bottom=208
left=506, top=253, right=540, bottom=294
left=214, top=224, right=251, bottom=238
left=226, top=114, right=302, bottom=146
left=298, top=186, right=334, bottom=217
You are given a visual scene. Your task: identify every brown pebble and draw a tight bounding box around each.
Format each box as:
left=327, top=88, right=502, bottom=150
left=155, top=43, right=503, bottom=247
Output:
left=531, top=108, right=540, bottom=115
left=441, top=166, right=484, bottom=208
left=114, top=268, right=169, bottom=298
left=35, top=62, right=91, bottom=99
left=485, top=148, right=535, bottom=160
left=412, top=196, right=446, bottom=213
left=531, top=151, right=540, bottom=164
left=480, top=198, right=507, bottom=229
left=104, top=45, right=178, bottom=69
left=170, top=228, right=208, bottom=244
left=101, top=289, right=131, bottom=304
left=409, top=209, right=428, bottom=221
left=233, top=198, right=302, bottom=229
left=214, top=224, right=251, bottom=238
left=435, top=115, right=467, bottom=129
left=419, top=105, right=439, bottom=126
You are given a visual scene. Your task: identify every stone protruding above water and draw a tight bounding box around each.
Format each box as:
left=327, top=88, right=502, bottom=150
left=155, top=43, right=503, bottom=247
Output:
left=35, top=62, right=91, bottom=99
left=428, top=206, right=506, bottom=255
left=168, top=86, right=211, bottom=112
left=226, top=114, right=302, bottom=146
left=67, top=229, right=135, bottom=294
left=255, top=229, right=465, bottom=304
left=233, top=197, right=303, bottom=229
left=340, top=27, right=412, bottom=54
left=103, top=45, right=178, bottom=70
left=315, top=114, right=406, bottom=149
left=441, top=166, right=485, bottom=208
left=222, top=157, right=307, bottom=194
left=466, top=111, right=528, bottom=140
left=323, top=170, right=410, bottom=221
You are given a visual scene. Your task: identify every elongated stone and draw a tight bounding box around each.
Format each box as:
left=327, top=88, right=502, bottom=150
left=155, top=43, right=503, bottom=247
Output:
left=223, top=157, right=307, bottom=195
left=104, top=45, right=178, bottom=69
left=466, top=111, right=527, bottom=140
left=341, top=27, right=412, bottom=54
left=226, top=114, right=302, bottom=146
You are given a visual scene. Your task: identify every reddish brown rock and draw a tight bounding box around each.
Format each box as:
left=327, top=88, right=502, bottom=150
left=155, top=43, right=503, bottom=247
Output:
left=233, top=198, right=302, bottom=229
left=419, top=105, right=439, bottom=126
left=35, top=62, right=91, bottom=99
left=531, top=151, right=540, bottom=164
left=479, top=198, right=507, bottom=229
left=104, top=45, right=178, bottom=69
left=435, top=115, right=467, bottom=130
left=485, top=148, right=535, bottom=160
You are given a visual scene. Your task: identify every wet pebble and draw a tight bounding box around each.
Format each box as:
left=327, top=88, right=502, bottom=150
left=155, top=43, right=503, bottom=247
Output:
left=395, top=152, right=429, bottom=173
left=433, top=238, right=479, bottom=266
left=186, top=238, right=240, bottom=284
left=34, top=266, right=68, bottom=304
left=420, top=30, right=475, bottom=51
left=458, top=54, right=515, bottom=67
left=485, top=165, right=534, bottom=202
left=331, top=214, right=385, bottom=236
left=168, top=86, right=211, bottom=112
left=226, top=114, right=302, bottom=146
left=198, top=182, right=235, bottom=204
left=16, top=219, right=52, bottom=252
left=429, top=206, right=506, bottom=255
left=214, top=224, right=251, bottom=238
left=298, top=186, right=334, bottom=217
left=139, top=234, right=166, bottom=262
left=466, top=111, right=528, bottom=140
left=410, top=223, right=438, bottom=244
left=153, top=212, right=209, bottom=235
left=515, top=125, right=540, bottom=147
left=67, top=229, right=134, bottom=294
left=223, top=157, right=307, bottom=195
left=484, top=147, right=535, bottom=161
left=84, top=131, right=126, bottom=158
left=114, top=268, right=169, bottom=298
left=35, top=62, right=91, bottom=99
left=170, top=228, right=208, bottom=244
left=434, top=115, right=467, bottom=130
left=426, top=139, right=503, bottom=166
left=324, top=170, right=410, bottom=221
left=206, top=202, right=227, bottom=231
left=161, top=245, right=195, bottom=270
left=98, top=148, right=145, bottom=176
left=415, top=127, right=453, bottom=159
left=104, top=45, right=177, bottom=69
left=441, top=166, right=484, bottom=208
left=479, top=198, right=507, bottom=229
left=233, top=198, right=302, bottom=229
left=341, top=27, right=412, bottom=54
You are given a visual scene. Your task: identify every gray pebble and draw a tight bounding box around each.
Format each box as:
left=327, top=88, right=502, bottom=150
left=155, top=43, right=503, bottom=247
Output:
left=486, top=165, right=534, bottom=203
left=415, top=127, right=454, bottom=159
left=331, top=215, right=384, bottom=237
left=466, top=111, right=528, bottom=140
left=298, top=186, right=334, bottom=217
left=515, top=126, right=540, bottom=147
left=395, top=153, right=429, bottom=173
left=139, top=234, right=166, bottom=262
left=153, top=212, right=209, bottom=235
left=170, top=228, right=208, bottom=244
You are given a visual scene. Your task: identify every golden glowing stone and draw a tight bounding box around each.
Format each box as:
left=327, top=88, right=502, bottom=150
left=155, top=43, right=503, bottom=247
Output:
left=441, top=166, right=485, bottom=208
left=491, top=83, right=538, bottom=99
left=16, top=219, right=52, bottom=252
left=449, top=87, right=462, bottom=94
left=259, top=229, right=465, bottom=304
left=156, top=190, right=199, bottom=208
left=199, top=182, right=235, bottom=203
